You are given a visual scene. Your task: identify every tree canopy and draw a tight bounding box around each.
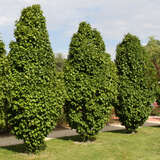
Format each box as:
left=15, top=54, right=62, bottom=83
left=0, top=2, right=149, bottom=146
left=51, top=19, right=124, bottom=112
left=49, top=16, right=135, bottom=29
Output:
left=115, top=33, right=155, bottom=133
left=7, top=4, right=63, bottom=153
left=64, top=22, right=118, bottom=141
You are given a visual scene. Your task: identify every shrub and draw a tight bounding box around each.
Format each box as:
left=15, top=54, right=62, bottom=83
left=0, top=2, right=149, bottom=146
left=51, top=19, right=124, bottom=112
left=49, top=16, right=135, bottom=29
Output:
left=115, top=33, right=155, bottom=133
left=64, top=22, right=118, bottom=141
left=7, top=5, right=63, bottom=153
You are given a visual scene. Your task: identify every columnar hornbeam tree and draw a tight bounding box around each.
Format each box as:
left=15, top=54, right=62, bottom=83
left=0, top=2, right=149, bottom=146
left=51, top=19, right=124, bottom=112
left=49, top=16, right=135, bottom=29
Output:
left=64, top=22, right=118, bottom=141
left=7, top=5, right=63, bottom=153
left=115, top=33, right=155, bottom=133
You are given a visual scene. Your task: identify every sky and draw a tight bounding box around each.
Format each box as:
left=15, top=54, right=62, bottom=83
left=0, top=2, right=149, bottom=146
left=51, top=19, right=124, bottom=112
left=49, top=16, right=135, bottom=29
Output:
left=0, top=0, right=160, bottom=59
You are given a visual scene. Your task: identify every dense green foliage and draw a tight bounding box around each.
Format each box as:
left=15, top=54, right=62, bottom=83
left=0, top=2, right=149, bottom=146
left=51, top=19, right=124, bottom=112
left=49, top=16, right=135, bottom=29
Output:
left=64, top=22, right=118, bottom=141
left=55, top=53, right=67, bottom=127
left=115, top=33, right=155, bottom=133
left=0, top=39, right=8, bottom=132
left=7, top=5, right=63, bottom=153
left=55, top=71, right=67, bottom=127
left=145, top=37, right=160, bottom=80
left=144, top=37, right=160, bottom=104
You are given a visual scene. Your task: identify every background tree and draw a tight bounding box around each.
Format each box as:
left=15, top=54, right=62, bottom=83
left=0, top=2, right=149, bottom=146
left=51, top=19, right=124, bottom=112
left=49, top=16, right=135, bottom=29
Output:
left=144, top=37, right=160, bottom=104
left=55, top=53, right=65, bottom=72
left=115, top=33, right=155, bottom=133
left=64, top=22, right=118, bottom=141
left=7, top=5, right=64, bottom=153
left=55, top=53, right=67, bottom=127
left=0, top=39, right=8, bottom=132
left=145, top=37, right=160, bottom=79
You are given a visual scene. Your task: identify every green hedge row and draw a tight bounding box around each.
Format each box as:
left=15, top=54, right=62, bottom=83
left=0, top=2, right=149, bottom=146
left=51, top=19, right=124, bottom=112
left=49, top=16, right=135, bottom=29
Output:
left=0, top=4, right=157, bottom=153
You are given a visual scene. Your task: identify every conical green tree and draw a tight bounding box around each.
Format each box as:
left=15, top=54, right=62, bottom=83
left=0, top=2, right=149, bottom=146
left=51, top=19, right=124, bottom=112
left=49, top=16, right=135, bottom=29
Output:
left=115, top=33, right=155, bottom=133
left=7, top=5, right=63, bottom=153
left=0, top=39, right=7, bottom=132
left=64, top=22, right=118, bottom=141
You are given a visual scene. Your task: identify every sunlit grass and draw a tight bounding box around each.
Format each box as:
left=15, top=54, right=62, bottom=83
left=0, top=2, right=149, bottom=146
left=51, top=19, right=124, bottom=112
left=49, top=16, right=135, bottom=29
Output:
left=0, top=126, right=160, bottom=160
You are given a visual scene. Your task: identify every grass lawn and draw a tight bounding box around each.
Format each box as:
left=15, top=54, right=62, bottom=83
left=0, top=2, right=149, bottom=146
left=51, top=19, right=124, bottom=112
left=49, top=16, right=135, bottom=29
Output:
left=0, top=126, right=160, bottom=160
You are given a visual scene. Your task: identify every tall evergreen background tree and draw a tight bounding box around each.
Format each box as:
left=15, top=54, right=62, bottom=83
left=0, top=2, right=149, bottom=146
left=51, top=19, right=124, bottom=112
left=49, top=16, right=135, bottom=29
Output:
left=7, top=5, right=64, bottom=153
left=115, top=33, right=156, bottom=133
left=54, top=53, right=67, bottom=127
left=64, top=22, right=118, bottom=141
left=0, top=39, right=8, bottom=132
left=55, top=53, right=65, bottom=72
left=145, top=37, right=160, bottom=80
left=144, top=37, right=160, bottom=104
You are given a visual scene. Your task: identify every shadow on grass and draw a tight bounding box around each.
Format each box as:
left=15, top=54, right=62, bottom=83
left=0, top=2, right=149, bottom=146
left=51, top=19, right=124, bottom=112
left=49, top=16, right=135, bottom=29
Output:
left=0, top=143, right=25, bottom=153
left=58, top=130, right=129, bottom=142
left=58, top=127, right=129, bottom=142
left=58, top=134, right=97, bottom=143
left=106, top=129, right=128, bottom=134
left=58, top=135, right=84, bottom=142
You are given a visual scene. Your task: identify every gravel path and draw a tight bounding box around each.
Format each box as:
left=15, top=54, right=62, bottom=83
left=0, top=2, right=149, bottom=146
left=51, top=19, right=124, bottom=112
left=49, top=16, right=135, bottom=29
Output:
left=0, top=121, right=159, bottom=147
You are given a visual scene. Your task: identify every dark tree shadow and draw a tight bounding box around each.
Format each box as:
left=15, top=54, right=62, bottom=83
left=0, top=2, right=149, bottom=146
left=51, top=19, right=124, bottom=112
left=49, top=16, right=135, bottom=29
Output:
left=58, top=135, right=96, bottom=142
left=58, top=135, right=85, bottom=142
left=105, top=129, right=128, bottom=134
left=0, top=143, right=25, bottom=153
